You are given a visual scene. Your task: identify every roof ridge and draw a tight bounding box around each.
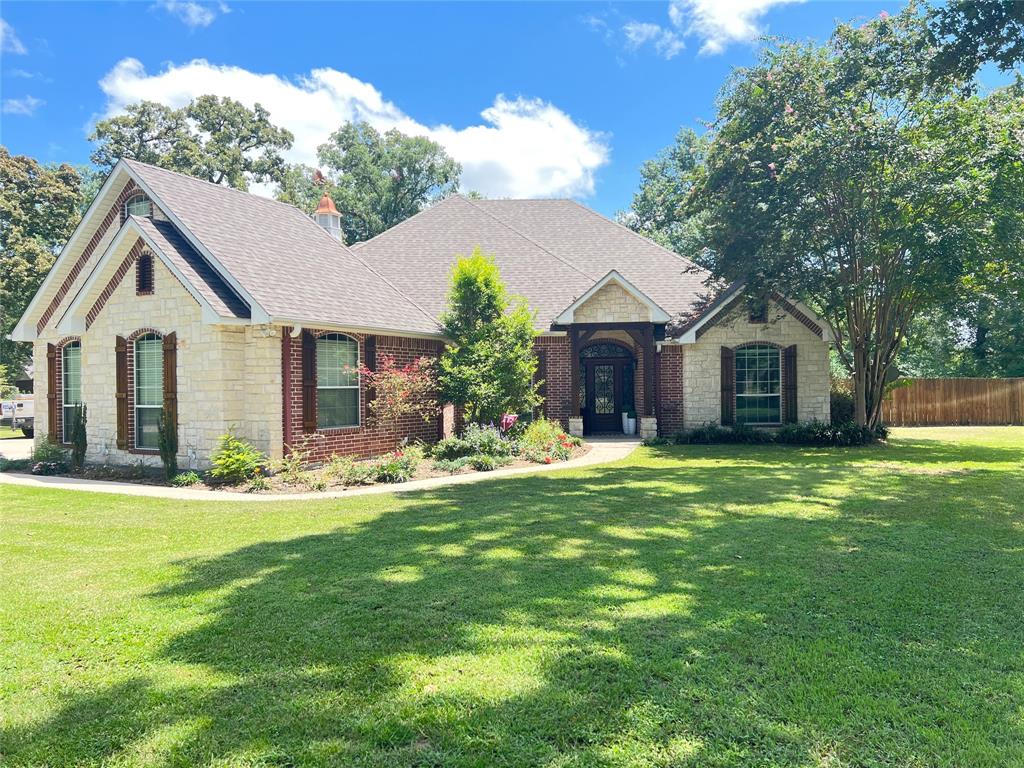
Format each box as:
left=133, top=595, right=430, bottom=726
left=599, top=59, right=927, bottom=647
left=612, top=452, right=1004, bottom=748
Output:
left=460, top=196, right=596, bottom=282
left=562, top=197, right=710, bottom=277
left=350, top=195, right=463, bottom=249
left=345, top=248, right=442, bottom=331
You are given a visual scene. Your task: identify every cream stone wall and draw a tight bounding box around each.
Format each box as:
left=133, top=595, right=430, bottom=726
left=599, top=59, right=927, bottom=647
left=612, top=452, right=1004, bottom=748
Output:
left=33, top=256, right=283, bottom=468
left=573, top=282, right=651, bottom=324
left=680, top=301, right=831, bottom=429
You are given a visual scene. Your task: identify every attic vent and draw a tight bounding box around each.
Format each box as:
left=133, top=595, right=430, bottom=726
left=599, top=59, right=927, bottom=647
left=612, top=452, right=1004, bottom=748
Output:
left=136, top=253, right=154, bottom=295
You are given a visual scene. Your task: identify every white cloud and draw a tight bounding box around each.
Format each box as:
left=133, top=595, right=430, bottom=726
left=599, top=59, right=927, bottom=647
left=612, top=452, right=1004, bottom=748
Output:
left=623, top=21, right=685, bottom=59
left=155, top=0, right=229, bottom=29
left=668, top=0, right=801, bottom=55
left=97, top=58, right=610, bottom=199
left=3, top=95, right=44, bottom=116
left=1, top=19, right=27, bottom=54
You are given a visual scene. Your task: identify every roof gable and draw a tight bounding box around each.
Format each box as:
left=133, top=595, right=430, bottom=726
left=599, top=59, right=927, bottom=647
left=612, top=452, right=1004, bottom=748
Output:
left=554, top=270, right=670, bottom=324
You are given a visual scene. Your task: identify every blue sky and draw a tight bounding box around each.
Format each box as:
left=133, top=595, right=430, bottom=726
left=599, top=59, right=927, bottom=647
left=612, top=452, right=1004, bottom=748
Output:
left=0, top=0, right=901, bottom=215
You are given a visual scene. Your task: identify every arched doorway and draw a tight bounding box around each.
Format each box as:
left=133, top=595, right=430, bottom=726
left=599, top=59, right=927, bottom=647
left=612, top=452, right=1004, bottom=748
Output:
left=579, top=341, right=636, bottom=434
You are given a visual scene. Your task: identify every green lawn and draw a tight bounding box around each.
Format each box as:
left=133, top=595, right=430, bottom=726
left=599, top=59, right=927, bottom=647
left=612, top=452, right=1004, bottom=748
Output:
left=3, top=427, right=1023, bottom=767
left=0, top=425, right=25, bottom=439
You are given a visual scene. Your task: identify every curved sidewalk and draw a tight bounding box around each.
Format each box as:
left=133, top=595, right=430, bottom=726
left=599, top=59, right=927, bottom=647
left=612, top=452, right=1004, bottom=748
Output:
left=0, top=438, right=641, bottom=502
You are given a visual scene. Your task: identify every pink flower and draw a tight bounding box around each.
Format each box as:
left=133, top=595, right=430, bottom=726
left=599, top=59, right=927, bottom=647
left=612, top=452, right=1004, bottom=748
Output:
left=879, top=10, right=889, bottom=19
left=784, top=104, right=794, bottom=115
left=767, top=162, right=777, bottom=171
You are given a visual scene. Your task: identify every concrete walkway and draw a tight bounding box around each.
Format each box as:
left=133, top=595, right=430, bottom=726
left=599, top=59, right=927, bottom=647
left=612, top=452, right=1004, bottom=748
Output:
left=0, top=438, right=641, bottom=502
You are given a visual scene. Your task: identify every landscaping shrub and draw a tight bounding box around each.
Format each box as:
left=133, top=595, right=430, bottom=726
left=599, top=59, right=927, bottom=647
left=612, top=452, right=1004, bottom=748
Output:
left=830, top=380, right=856, bottom=424
left=31, top=440, right=68, bottom=475
left=432, top=456, right=471, bottom=474
left=208, top=433, right=267, bottom=484
left=170, top=471, right=202, bottom=487
left=342, top=460, right=376, bottom=486
left=372, top=445, right=424, bottom=483
left=469, top=454, right=512, bottom=472
left=70, top=404, right=87, bottom=472
left=520, top=417, right=563, bottom=449
left=668, top=421, right=888, bottom=448
left=246, top=472, right=270, bottom=492
left=432, top=423, right=518, bottom=460
left=157, top=406, right=177, bottom=480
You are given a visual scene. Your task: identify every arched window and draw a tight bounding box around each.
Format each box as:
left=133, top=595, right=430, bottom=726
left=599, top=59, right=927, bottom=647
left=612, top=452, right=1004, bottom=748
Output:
left=124, top=194, right=152, bottom=219
left=316, top=334, right=359, bottom=428
left=135, top=333, right=163, bottom=449
left=735, top=344, right=781, bottom=425
left=62, top=341, right=82, bottom=444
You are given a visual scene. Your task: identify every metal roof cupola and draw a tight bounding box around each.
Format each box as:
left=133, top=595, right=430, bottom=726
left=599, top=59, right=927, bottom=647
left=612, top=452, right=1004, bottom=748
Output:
left=313, top=192, right=344, bottom=243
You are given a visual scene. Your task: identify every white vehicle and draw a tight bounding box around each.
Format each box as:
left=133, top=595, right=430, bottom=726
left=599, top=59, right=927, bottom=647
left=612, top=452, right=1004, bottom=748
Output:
left=9, top=396, right=34, bottom=437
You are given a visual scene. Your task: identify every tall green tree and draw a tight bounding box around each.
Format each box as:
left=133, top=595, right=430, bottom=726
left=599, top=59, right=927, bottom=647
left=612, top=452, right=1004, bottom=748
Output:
left=437, top=249, right=539, bottom=424
left=287, top=121, right=460, bottom=243
left=0, top=148, right=82, bottom=373
left=90, top=97, right=293, bottom=190
left=928, top=0, right=1024, bottom=81
left=685, top=7, right=1021, bottom=427
left=622, top=128, right=708, bottom=261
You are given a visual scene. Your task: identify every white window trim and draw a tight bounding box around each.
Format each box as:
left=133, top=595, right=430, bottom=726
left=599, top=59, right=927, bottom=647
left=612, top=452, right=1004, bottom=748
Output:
left=735, top=344, right=782, bottom=426
left=316, top=333, right=360, bottom=430
left=134, top=334, right=163, bottom=450
left=62, top=342, right=82, bottom=444
left=124, top=194, right=152, bottom=219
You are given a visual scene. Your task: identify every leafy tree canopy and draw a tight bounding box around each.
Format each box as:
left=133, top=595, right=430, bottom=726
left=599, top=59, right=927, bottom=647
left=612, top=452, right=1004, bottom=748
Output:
left=0, top=148, right=82, bottom=373
left=90, top=96, right=293, bottom=190
left=928, top=0, right=1024, bottom=81
left=684, top=5, right=1022, bottom=426
left=278, top=121, right=460, bottom=243
left=437, top=249, right=539, bottom=424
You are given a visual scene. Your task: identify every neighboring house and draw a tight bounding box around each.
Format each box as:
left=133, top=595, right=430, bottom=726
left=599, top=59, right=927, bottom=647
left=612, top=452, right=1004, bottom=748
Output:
left=10, top=160, right=831, bottom=467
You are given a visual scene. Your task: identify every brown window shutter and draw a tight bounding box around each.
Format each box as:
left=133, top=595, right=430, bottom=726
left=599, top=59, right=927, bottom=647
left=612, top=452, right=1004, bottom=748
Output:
left=115, top=336, right=128, bottom=448
left=721, top=346, right=735, bottom=426
left=46, top=343, right=58, bottom=441
left=301, top=330, right=317, bottom=433
left=783, top=344, right=798, bottom=423
left=162, top=332, right=178, bottom=438
left=535, top=349, right=547, bottom=416
left=363, top=335, right=376, bottom=405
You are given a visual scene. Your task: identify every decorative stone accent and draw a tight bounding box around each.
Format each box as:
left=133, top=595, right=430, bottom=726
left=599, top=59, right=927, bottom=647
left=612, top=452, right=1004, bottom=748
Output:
left=568, top=417, right=584, bottom=437
left=639, top=417, right=658, bottom=440
left=573, top=283, right=651, bottom=324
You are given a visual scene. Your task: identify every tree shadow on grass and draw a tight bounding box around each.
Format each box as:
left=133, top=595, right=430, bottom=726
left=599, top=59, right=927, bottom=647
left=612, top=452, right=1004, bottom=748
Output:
left=6, top=443, right=1024, bottom=767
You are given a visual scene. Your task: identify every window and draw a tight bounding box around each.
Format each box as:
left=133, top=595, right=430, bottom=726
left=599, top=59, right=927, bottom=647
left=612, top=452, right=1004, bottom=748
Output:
left=62, top=341, right=82, bottom=444
left=136, top=253, right=154, bottom=294
left=135, top=334, right=163, bottom=449
left=124, top=195, right=152, bottom=219
left=735, top=344, right=781, bottom=425
left=316, top=334, right=359, bottom=428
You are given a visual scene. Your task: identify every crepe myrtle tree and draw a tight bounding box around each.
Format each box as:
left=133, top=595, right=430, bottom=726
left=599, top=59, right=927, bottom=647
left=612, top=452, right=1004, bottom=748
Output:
left=438, top=248, right=540, bottom=425
left=685, top=5, right=1021, bottom=428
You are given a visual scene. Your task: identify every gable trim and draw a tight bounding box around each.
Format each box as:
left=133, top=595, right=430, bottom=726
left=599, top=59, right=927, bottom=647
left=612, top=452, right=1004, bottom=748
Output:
left=56, top=220, right=244, bottom=335
left=674, top=282, right=829, bottom=344
left=554, top=270, right=671, bottom=325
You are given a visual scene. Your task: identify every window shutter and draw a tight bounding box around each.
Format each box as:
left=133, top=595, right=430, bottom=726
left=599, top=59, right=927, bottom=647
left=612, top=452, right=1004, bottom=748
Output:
left=363, top=335, right=376, bottom=405
left=535, top=349, right=547, bottom=417
left=163, top=332, right=178, bottom=439
left=720, top=346, right=735, bottom=427
left=783, top=344, right=798, bottom=423
left=115, top=336, right=128, bottom=448
left=301, top=330, right=317, bottom=433
left=46, top=343, right=57, bottom=441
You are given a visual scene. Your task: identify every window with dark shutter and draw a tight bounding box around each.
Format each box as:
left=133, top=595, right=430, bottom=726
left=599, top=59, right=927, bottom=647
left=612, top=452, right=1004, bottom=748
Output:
left=163, top=332, right=178, bottom=442
left=46, top=343, right=57, bottom=441
left=136, top=253, right=154, bottom=295
left=535, top=349, right=547, bottom=417
left=301, top=331, right=317, bottom=433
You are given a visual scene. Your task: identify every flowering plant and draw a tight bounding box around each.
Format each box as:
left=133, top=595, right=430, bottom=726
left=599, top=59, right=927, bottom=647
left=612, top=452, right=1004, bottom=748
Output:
left=357, top=354, right=437, bottom=427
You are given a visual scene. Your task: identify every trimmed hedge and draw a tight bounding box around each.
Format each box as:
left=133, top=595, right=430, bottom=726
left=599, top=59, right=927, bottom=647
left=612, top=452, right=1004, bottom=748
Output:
left=660, top=420, right=888, bottom=448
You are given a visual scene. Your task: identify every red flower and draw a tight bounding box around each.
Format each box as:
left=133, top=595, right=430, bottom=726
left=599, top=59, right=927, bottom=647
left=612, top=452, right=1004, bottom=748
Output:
left=544, top=456, right=553, bottom=464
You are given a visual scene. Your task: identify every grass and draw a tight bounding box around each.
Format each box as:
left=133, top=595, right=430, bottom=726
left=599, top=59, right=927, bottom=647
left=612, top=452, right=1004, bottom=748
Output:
left=0, top=425, right=26, bottom=439
left=2, top=426, right=1023, bottom=767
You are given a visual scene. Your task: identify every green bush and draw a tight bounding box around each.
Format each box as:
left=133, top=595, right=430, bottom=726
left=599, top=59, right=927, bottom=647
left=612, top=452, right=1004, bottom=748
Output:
left=372, top=445, right=423, bottom=483
left=432, top=456, right=471, bottom=474
left=830, top=382, right=856, bottom=424
left=519, top=417, right=564, bottom=450
left=432, top=423, right=518, bottom=460
left=157, top=407, right=177, bottom=480
left=343, top=461, right=376, bottom=486
left=208, top=433, right=267, bottom=485
left=469, top=453, right=513, bottom=472
left=668, top=421, right=887, bottom=448
left=70, top=404, right=87, bottom=472
left=33, top=439, right=68, bottom=464
left=170, top=470, right=202, bottom=487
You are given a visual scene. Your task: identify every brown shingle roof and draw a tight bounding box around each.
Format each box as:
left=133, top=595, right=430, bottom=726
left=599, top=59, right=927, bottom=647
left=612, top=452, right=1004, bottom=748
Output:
left=124, top=159, right=440, bottom=335
left=352, top=196, right=711, bottom=329
left=132, top=215, right=250, bottom=319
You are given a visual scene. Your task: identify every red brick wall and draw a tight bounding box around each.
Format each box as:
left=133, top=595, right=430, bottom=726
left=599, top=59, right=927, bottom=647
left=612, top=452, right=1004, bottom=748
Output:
left=281, top=327, right=445, bottom=461
left=657, top=345, right=685, bottom=435
left=535, top=335, right=572, bottom=429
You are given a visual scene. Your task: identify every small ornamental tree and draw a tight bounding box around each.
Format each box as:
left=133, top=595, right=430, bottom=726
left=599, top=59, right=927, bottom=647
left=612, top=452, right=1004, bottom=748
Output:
left=157, top=406, right=178, bottom=480
left=438, top=248, right=540, bottom=424
left=69, top=404, right=87, bottom=472
left=357, top=354, right=437, bottom=427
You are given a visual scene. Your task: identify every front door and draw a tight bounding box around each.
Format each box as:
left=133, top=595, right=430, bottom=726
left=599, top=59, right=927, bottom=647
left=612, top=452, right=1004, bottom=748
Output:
left=583, top=360, right=623, bottom=433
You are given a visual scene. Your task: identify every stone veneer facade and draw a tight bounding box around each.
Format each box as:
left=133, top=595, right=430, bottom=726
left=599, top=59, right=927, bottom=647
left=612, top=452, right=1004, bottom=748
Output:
left=572, top=282, right=652, bottom=324
left=680, top=300, right=831, bottom=428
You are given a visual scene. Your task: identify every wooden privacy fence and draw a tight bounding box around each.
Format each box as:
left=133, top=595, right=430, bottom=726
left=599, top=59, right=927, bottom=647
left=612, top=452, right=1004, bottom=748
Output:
left=881, top=378, right=1024, bottom=426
